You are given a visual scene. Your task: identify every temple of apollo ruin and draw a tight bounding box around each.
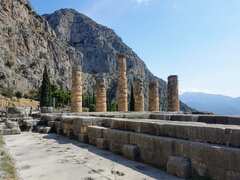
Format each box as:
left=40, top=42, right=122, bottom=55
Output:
left=70, top=54, right=180, bottom=113
left=2, top=54, right=240, bottom=180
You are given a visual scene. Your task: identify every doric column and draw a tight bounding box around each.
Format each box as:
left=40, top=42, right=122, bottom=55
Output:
left=71, top=66, right=82, bottom=113
left=167, top=75, right=180, bottom=112
left=134, top=78, right=144, bottom=112
left=149, top=80, right=160, bottom=112
left=96, top=77, right=107, bottom=112
left=117, top=54, right=128, bottom=112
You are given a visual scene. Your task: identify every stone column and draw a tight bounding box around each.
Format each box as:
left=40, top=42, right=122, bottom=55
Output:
left=96, top=77, right=107, bottom=112
left=117, top=54, right=128, bottom=112
left=167, top=75, right=180, bottom=112
left=149, top=80, right=160, bottom=112
left=71, top=66, right=82, bottom=113
left=134, top=78, right=144, bottom=112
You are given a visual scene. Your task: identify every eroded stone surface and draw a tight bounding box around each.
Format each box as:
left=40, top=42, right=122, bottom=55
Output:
left=4, top=132, right=181, bottom=180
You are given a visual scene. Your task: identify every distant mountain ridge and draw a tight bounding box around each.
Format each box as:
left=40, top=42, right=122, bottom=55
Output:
left=181, top=92, right=240, bottom=115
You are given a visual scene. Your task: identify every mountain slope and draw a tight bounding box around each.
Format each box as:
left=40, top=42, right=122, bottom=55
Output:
left=181, top=92, right=240, bottom=115
left=0, top=0, right=78, bottom=95
left=43, top=9, right=169, bottom=109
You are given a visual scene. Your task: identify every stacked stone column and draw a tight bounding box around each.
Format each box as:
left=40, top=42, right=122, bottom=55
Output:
left=96, top=77, right=107, bottom=112
left=149, top=80, right=160, bottom=112
left=71, top=66, right=82, bottom=113
left=117, top=54, right=128, bottom=112
left=167, top=75, right=180, bottom=112
left=134, top=79, right=144, bottom=112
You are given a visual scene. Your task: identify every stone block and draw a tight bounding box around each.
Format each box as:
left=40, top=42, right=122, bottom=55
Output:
left=122, top=144, right=139, bottom=160
left=88, top=126, right=108, bottom=145
left=167, top=156, right=191, bottom=178
left=78, top=133, right=89, bottom=143
left=96, top=138, right=108, bottom=150
left=139, top=122, right=158, bottom=135
left=37, top=126, right=51, bottom=134
left=108, top=129, right=131, bottom=154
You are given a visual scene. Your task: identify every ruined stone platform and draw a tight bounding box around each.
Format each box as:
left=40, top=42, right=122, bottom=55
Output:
left=38, top=112, right=240, bottom=180
left=4, top=132, right=180, bottom=180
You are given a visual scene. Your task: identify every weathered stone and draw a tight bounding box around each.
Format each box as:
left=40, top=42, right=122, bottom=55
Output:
left=37, top=126, right=51, bottom=134
left=133, top=78, right=144, bottom=112
left=167, top=156, right=191, bottom=178
left=87, top=126, right=108, bottom=145
left=71, top=66, right=82, bottom=113
left=122, top=144, right=139, bottom=160
left=96, top=77, right=107, bottom=112
left=96, top=138, right=109, bottom=150
left=117, top=54, right=128, bottom=112
left=149, top=80, right=160, bottom=112
left=108, top=129, right=131, bottom=154
left=167, top=75, right=179, bottom=112
left=78, top=133, right=89, bottom=143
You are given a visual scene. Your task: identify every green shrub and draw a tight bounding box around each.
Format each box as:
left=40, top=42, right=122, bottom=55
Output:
left=15, top=91, right=22, bottom=99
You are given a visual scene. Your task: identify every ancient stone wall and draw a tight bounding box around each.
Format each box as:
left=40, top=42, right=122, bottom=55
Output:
left=41, top=113, right=240, bottom=180
left=149, top=80, right=160, bottom=112
left=167, top=75, right=179, bottom=112
left=133, top=78, right=144, bottom=112
left=71, top=66, right=82, bottom=112
left=117, top=55, right=128, bottom=112
left=96, top=77, right=107, bottom=112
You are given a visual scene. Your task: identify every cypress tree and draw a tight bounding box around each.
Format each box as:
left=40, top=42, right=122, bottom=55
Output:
left=40, top=66, right=52, bottom=107
left=130, top=85, right=135, bottom=111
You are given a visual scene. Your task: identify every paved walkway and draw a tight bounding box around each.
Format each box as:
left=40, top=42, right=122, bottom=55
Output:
left=4, top=133, right=181, bottom=180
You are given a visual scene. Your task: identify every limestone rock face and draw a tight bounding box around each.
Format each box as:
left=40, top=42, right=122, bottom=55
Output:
left=0, top=0, right=76, bottom=94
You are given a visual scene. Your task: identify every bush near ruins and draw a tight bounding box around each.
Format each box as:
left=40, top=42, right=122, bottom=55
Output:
left=51, top=85, right=71, bottom=108
left=83, top=93, right=96, bottom=112
left=15, top=91, right=22, bottom=99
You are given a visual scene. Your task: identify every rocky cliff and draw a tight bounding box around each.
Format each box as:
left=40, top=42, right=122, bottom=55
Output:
left=0, top=0, right=191, bottom=111
left=0, top=0, right=77, bottom=95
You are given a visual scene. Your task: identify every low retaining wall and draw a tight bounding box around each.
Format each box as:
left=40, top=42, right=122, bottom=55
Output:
left=40, top=113, right=240, bottom=180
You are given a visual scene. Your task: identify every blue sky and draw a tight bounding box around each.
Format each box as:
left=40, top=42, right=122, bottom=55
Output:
left=30, top=0, right=240, bottom=97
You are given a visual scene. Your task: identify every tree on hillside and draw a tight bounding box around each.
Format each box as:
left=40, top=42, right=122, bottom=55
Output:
left=40, top=66, right=52, bottom=107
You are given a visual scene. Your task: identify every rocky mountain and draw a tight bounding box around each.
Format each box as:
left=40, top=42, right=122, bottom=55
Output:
left=0, top=0, right=190, bottom=111
left=181, top=92, right=240, bottom=115
left=43, top=9, right=168, bottom=109
left=0, top=0, right=76, bottom=94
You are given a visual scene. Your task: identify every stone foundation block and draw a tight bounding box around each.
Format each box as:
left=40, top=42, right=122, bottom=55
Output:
left=122, top=144, right=139, bottom=160
left=167, top=156, right=191, bottom=178
left=88, top=126, right=108, bottom=145
left=78, top=133, right=89, bottom=143
left=96, top=138, right=109, bottom=150
left=108, top=129, right=131, bottom=154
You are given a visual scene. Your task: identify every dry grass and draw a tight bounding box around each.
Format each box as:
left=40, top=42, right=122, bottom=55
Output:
left=0, top=135, right=17, bottom=180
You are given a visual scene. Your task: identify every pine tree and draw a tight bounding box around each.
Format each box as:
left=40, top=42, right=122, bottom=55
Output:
left=40, top=66, right=52, bottom=107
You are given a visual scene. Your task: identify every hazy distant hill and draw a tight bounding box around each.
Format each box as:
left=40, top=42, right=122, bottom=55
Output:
left=181, top=92, right=240, bottom=115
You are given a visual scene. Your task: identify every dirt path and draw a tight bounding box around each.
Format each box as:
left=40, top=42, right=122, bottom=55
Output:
left=4, top=132, right=181, bottom=180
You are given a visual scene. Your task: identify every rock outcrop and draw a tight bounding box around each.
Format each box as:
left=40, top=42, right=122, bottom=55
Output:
left=0, top=0, right=76, bottom=95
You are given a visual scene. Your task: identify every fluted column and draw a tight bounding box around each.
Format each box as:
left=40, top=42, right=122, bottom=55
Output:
left=167, top=75, right=180, bottom=112
left=96, top=77, right=107, bottom=112
left=134, top=78, right=144, bottom=112
left=117, top=54, right=128, bottom=112
left=149, top=80, right=160, bottom=112
left=71, top=66, right=82, bottom=113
